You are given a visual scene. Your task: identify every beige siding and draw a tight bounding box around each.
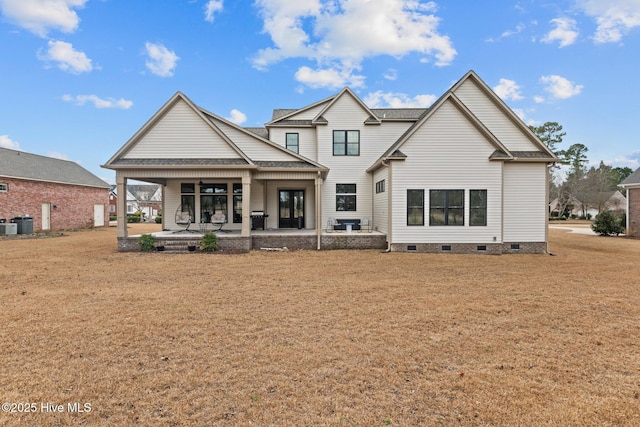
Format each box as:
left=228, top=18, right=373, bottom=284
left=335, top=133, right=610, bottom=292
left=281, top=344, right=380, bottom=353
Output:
left=125, top=100, right=239, bottom=159
left=390, top=100, right=503, bottom=244
left=318, top=93, right=413, bottom=226
left=454, top=79, right=539, bottom=152
left=268, top=128, right=318, bottom=161
left=212, top=119, right=298, bottom=162
left=286, top=101, right=330, bottom=120
left=373, top=168, right=388, bottom=234
left=503, top=163, right=547, bottom=242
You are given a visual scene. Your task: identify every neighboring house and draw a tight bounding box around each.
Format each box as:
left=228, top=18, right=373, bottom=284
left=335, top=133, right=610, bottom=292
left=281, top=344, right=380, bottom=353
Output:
left=126, top=184, right=162, bottom=220
left=620, top=168, right=640, bottom=237
left=103, top=70, right=558, bottom=253
left=0, top=147, right=110, bottom=232
left=549, top=191, right=626, bottom=218
left=109, top=185, right=117, bottom=217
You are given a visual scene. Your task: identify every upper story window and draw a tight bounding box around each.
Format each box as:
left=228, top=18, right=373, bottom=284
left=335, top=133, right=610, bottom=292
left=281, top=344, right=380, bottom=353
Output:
left=0, top=183, right=7, bottom=192
left=286, top=133, right=299, bottom=153
left=333, top=130, right=360, bottom=156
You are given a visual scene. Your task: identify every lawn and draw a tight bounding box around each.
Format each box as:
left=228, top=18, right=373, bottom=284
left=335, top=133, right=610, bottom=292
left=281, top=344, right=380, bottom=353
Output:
left=1, top=224, right=639, bottom=426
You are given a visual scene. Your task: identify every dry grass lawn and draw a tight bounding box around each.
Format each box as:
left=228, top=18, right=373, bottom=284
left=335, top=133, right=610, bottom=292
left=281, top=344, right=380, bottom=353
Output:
left=1, top=223, right=639, bottom=426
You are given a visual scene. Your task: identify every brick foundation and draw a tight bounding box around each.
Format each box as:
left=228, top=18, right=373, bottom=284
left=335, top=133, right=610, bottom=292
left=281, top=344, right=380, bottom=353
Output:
left=628, top=188, right=640, bottom=238
left=0, top=177, right=108, bottom=232
left=390, top=241, right=547, bottom=254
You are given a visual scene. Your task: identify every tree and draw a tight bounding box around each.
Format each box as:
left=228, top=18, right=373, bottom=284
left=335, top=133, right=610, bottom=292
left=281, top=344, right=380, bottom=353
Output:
left=560, top=143, right=589, bottom=176
left=529, top=122, right=566, bottom=154
left=591, top=210, right=625, bottom=236
left=611, top=166, right=633, bottom=186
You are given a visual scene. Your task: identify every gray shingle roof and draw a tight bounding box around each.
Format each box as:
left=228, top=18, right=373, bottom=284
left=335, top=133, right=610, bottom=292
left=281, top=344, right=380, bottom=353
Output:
left=621, top=167, right=640, bottom=185
left=371, top=108, right=427, bottom=120
left=254, top=161, right=318, bottom=168
left=510, top=151, right=555, bottom=159
left=0, top=147, right=109, bottom=188
left=244, top=127, right=269, bottom=139
left=271, top=109, right=298, bottom=121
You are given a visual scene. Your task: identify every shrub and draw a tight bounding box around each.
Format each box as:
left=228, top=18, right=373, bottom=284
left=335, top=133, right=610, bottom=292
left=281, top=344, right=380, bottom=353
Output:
left=138, top=233, right=156, bottom=252
left=127, top=213, right=141, bottom=223
left=591, top=210, right=625, bottom=236
left=200, top=232, right=218, bottom=252
left=155, top=210, right=163, bottom=224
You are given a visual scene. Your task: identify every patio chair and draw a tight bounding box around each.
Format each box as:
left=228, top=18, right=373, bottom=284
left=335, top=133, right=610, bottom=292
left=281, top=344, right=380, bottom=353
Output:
left=326, top=217, right=337, bottom=233
left=173, top=204, right=194, bottom=233
left=211, top=212, right=229, bottom=232
left=360, top=218, right=371, bottom=232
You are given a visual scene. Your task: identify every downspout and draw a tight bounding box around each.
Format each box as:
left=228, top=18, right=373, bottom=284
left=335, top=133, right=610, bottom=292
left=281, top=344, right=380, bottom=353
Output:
left=545, top=164, right=550, bottom=254
left=382, top=159, right=392, bottom=252
left=316, top=171, right=322, bottom=250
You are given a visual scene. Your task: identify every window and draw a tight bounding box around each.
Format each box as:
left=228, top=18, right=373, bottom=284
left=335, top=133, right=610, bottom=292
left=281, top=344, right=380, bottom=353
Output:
left=429, top=190, right=464, bottom=225
left=233, top=183, right=243, bottom=223
left=286, top=133, right=299, bottom=153
left=470, top=190, right=487, bottom=226
left=407, top=190, right=424, bottom=226
left=200, top=183, right=227, bottom=223
left=336, top=184, right=356, bottom=211
left=333, top=130, right=360, bottom=156
left=181, top=183, right=195, bottom=223
left=375, top=179, right=385, bottom=194
left=0, top=183, right=7, bottom=192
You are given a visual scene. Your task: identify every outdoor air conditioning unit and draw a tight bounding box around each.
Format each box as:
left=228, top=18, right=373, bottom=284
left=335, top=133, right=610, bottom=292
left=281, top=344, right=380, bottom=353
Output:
left=0, top=223, right=17, bottom=235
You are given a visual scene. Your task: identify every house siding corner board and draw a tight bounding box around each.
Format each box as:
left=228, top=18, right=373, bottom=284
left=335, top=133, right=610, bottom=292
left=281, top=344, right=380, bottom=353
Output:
left=390, top=100, right=502, bottom=244
left=0, top=177, right=108, bottom=232
left=125, top=100, right=239, bottom=159
left=503, top=163, right=547, bottom=242
left=453, top=79, right=539, bottom=152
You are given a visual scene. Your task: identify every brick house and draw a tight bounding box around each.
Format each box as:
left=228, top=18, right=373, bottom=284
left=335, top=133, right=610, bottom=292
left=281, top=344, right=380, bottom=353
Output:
left=0, top=147, right=110, bottom=232
left=620, top=168, right=640, bottom=238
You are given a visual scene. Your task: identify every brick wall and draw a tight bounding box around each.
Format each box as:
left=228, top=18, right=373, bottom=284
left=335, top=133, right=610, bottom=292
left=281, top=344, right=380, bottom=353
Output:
left=0, top=177, right=109, bottom=232
left=628, top=188, right=640, bottom=238
left=390, top=241, right=547, bottom=254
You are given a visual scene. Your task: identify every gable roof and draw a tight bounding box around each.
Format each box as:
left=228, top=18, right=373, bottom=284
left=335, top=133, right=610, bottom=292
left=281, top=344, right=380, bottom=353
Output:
left=265, top=94, right=336, bottom=126
left=127, top=184, right=161, bottom=202
left=311, top=87, right=381, bottom=125
left=451, top=70, right=558, bottom=158
left=103, top=92, right=327, bottom=173
left=0, top=147, right=109, bottom=188
left=620, top=167, right=640, bottom=187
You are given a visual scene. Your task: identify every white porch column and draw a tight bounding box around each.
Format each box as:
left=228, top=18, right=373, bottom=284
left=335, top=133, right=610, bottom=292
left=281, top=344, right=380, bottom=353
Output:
left=116, top=174, right=128, bottom=238
left=316, top=172, right=322, bottom=250
left=241, top=172, right=251, bottom=237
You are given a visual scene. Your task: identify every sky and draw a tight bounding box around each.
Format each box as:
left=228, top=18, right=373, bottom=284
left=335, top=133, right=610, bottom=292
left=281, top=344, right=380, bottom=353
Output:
left=1, top=0, right=639, bottom=185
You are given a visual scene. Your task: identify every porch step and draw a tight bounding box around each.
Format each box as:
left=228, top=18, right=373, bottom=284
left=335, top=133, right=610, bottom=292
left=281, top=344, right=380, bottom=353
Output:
left=160, top=240, right=200, bottom=253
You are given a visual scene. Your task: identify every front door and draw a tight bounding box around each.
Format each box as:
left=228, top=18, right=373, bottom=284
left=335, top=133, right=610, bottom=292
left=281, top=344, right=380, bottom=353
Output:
left=279, top=190, right=304, bottom=228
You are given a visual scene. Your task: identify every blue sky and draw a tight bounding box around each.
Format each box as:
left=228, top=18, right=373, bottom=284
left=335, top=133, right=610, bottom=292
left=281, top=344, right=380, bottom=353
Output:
left=1, top=0, right=639, bottom=184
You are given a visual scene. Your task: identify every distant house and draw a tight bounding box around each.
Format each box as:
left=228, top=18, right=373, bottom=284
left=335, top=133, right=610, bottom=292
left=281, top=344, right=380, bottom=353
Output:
left=550, top=191, right=626, bottom=218
left=0, top=147, right=110, bottom=232
left=126, top=184, right=162, bottom=220
left=620, top=168, right=640, bottom=237
left=103, top=70, right=558, bottom=253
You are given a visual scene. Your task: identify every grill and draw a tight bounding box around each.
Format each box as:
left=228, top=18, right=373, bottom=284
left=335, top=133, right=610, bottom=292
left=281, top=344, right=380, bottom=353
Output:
left=250, top=211, right=268, bottom=230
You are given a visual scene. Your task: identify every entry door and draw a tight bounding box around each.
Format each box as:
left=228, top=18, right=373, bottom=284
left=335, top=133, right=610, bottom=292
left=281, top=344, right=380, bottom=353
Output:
left=94, top=204, right=105, bottom=227
left=279, top=190, right=304, bottom=228
left=42, top=203, right=51, bottom=230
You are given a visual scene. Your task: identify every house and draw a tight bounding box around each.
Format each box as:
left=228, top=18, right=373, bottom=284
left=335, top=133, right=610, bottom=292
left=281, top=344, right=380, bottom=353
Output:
left=126, top=184, right=162, bottom=220
left=103, top=70, right=558, bottom=253
left=0, top=147, right=110, bottom=232
left=549, top=190, right=626, bottom=218
left=620, top=168, right=640, bottom=237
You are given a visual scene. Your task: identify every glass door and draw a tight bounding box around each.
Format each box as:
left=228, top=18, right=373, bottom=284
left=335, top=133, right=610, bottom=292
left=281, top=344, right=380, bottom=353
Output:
left=279, top=190, right=304, bottom=228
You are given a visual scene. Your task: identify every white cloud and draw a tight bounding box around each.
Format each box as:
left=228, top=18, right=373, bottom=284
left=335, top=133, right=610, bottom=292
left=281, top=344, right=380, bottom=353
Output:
left=541, top=17, right=579, bottom=47
left=144, top=42, right=179, bottom=77
left=364, top=90, right=436, bottom=108
left=0, top=135, right=20, bottom=150
left=253, top=0, right=456, bottom=89
left=493, top=78, right=524, bottom=101
left=204, top=0, right=223, bottom=22
left=383, top=68, right=398, bottom=81
left=295, top=65, right=365, bottom=89
left=486, top=23, right=525, bottom=42
left=576, top=0, right=640, bottom=43
left=609, top=151, right=640, bottom=169
left=0, top=0, right=87, bottom=37
left=47, top=151, right=71, bottom=161
left=540, top=75, right=583, bottom=99
left=62, top=94, right=133, bottom=109
left=37, top=40, right=93, bottom=73
left=225, top=109, right=247, bottom=125
left=534, top=95, right=545, bottom=103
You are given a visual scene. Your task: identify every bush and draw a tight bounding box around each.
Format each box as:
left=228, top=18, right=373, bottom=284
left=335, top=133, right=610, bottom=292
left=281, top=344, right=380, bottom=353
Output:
left=155, top=210, right=163, bottom=224
left=138, top=233, right=156, bottom=252
left=591, top=210, right=625, bottom=236
left=200, top=232, right=218, bottom=252
left=127, top=213, right=141, bottom=223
